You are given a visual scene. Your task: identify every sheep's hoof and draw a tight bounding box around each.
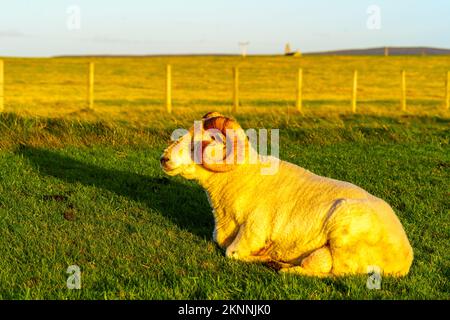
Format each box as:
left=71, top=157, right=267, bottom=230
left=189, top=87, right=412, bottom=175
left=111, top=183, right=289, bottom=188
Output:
left=225, top=249, right=240, bottom=260
left=278, top=266, right=311, bottom=276
left=278, top=266, right=331, bottom=277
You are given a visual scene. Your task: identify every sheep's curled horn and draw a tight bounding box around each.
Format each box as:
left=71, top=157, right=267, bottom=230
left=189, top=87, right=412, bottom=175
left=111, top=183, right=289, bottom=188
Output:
left=200, top=112, right=248, bottom=172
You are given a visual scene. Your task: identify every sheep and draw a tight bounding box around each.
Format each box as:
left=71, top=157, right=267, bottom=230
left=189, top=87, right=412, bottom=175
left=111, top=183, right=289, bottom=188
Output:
left=160, top=112, right=413, bottom=277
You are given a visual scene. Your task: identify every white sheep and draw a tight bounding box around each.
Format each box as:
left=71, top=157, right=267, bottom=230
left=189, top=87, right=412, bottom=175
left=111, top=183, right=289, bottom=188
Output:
left=160, top=112, right=413, bottom=277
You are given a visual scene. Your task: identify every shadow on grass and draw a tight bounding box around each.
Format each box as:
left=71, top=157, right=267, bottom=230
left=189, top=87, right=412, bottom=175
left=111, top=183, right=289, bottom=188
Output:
left=17, top=146, right=214, bottom=239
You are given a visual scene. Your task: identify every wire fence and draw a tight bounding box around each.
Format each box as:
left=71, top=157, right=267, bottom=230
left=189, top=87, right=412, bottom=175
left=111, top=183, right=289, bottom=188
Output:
left=0, top=58, right=449, bottom=115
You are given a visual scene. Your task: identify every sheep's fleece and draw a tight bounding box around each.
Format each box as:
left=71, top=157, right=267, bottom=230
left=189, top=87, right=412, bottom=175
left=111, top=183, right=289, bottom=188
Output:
left=160, top=112, right=413, bottom=277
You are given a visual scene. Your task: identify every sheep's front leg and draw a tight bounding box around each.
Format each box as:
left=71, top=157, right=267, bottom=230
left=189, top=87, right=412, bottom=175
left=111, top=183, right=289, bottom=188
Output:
left=214, top=219, right=239, bottom=249
left=225, top=224, right=271, bottom=263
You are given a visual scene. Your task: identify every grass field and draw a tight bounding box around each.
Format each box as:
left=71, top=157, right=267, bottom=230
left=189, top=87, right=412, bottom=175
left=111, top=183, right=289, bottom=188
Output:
left=0, top=55, right=449, bottom=299
left=2, top=55, right=450, bottom=118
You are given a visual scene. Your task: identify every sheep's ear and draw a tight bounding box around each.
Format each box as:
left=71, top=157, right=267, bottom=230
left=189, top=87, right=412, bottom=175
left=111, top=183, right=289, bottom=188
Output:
left=202, top=111, right=224, bottom=119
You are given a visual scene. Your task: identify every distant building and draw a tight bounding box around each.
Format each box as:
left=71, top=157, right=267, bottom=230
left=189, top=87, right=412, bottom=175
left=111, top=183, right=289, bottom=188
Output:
left=284, top=43, right=301, bottom=57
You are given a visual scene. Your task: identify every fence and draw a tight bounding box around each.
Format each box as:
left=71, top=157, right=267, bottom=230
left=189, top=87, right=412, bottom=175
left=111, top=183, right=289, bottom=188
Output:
left=0, top=59, right=449, bottom=115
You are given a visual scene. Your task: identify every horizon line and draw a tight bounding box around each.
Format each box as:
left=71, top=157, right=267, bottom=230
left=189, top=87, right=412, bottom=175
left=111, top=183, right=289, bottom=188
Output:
left=1, top=46, right=450, bottom=59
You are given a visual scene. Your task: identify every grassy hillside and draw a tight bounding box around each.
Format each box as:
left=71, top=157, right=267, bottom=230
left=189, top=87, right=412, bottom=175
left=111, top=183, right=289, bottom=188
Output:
left=0, top=108, right=448, bottom=299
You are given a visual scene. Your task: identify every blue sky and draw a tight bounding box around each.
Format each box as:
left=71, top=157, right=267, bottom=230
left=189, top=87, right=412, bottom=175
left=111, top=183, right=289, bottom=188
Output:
left=0, top=0, right=449, bottom=57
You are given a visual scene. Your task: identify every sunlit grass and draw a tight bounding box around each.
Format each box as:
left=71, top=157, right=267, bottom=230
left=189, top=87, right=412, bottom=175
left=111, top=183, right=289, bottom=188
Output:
left=2, top=55, right=449, bottom=120
left=0, top=55, right=448, bottom=299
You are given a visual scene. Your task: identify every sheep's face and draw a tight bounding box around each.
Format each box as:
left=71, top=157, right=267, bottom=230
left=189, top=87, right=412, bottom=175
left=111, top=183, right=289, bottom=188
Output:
left=160, top=112, right=250, bottom=179
left=160, top=129, right=211, bottom=179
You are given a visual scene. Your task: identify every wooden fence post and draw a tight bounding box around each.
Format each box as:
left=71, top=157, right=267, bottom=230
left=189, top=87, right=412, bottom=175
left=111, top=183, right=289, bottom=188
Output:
left=446, top=71, right=449, bottom=110
left=296, top=68, right=303, bottom=112
left=352, top=70, right=358, bottom=113
left=88, top=62, right=94, bottom=109
left=166, top=64, right=172, bottom=114
left=384, top=47, right=389, bottom=56
left=0, top=60, right=4, bottom=112
left=233, top=67, right=239, bottom=112
left=401, top=70, right=406, bottom=111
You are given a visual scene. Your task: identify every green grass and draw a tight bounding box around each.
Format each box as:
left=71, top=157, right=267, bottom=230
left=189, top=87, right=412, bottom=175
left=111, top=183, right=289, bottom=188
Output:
left=0, top=112, right=448, bottom=299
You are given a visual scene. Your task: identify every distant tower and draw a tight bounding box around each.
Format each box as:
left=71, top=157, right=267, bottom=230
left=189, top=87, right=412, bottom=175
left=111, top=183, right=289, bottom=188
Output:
left=285, top=43, right=292, bottom=55
left=238, top=42, right=250, bottom=57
